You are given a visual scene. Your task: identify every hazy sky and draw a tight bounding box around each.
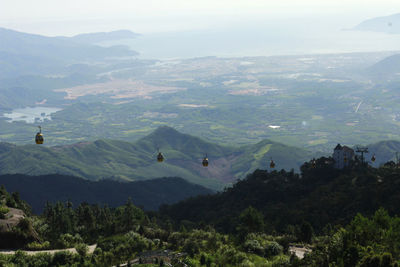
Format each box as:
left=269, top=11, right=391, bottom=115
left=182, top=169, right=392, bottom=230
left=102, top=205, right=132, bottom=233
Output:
left=1, top=0, right=399, bottom=36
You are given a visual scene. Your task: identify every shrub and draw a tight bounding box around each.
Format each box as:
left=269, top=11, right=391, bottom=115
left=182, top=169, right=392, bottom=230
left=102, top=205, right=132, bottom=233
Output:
left=271, top=255, right=290, bottom=267
left=27, top=241, right=50, bottom=250
left=265, top=241, right=283, bottom=257
left=51, top=251, right=75, bottom=266
left=0, top=205, right=9, bottom=219
left=243, top=239, right=264, bottom=255
left=58, top=233, right=83, bottom=248
left=75, top=243, right=89, bottom=258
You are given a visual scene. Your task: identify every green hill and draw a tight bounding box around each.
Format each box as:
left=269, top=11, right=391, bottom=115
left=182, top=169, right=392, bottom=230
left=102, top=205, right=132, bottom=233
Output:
left=0, top=126, right=311, bottom=190
left=231, top=139, right=311, bottom=179
left=368, top=140, right=400, bottom=166
left=0, top=174, right=212, bottom=214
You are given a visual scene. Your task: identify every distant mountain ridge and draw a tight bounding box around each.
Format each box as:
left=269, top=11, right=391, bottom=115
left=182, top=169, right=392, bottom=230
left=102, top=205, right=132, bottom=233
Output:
left=0, top=27, right=138, bottom=60
left=0, top=126, right=312, bottom=190
left=0, top=174, right=212, bottom=214
left=62, top=30, right=141, bottom=44
left=0, top=27, right=138, bottom=79
left=354, top=13, right=400, bottom=34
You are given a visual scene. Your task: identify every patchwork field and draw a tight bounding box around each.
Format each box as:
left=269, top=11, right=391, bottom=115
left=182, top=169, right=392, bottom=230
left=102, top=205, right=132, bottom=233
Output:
left=55, top=79, right=185, bottom=100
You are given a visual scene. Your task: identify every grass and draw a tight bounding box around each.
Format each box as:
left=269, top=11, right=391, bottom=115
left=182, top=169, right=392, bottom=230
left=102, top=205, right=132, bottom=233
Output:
left=210, top=125, right=226, bottom=131
left=308, top=139, right=328, bottom=146
left=122, top=128, right=153, bottom=135
left=253, top=144, right=272, bottom=161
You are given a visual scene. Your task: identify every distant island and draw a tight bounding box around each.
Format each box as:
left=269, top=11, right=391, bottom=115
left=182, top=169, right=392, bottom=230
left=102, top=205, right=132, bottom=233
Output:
left=353, top=13, right=400, bottom=34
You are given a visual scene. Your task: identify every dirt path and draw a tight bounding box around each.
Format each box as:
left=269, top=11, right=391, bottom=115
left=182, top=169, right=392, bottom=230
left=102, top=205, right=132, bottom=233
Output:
left=0, top=244, right=97, bottom=255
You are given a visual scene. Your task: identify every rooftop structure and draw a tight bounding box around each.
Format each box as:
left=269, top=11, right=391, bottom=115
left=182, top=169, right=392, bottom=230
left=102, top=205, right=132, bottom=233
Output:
left=333, top=144, right=355, bottom=169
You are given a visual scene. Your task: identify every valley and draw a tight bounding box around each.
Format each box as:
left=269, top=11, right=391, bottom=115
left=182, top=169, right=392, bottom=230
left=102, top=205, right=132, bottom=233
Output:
left=1, top=34, right=400, bottom=153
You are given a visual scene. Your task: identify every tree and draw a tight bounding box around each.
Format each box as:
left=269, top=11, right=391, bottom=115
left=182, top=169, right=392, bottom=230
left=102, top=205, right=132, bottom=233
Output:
left=298, top=221, right=313, bottom=243
left=200, top=254, right=206, bottom=265
left=75, top=243, right=88, bottom=258
left=237, top=206, right=264, bottom=238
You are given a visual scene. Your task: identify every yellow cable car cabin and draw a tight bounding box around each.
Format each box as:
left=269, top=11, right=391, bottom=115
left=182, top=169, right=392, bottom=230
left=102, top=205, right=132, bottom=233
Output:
left=35, top=126, right=44, bottom=144
left=202, top=156, right=209, bottom=167
left=270, top=159, right=275, bottom=169
left=157, top=152, right=164, bottom=162
left=312, top=159, right=317, bottom=168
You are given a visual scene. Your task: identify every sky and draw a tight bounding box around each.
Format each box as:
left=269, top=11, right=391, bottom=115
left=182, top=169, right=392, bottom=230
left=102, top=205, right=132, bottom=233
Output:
left=1, top=0, right=399, bottom=36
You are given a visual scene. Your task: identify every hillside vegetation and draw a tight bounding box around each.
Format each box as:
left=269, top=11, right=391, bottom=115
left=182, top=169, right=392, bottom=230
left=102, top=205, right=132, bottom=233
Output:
left=1, top=160, right=400, bottom=266
left=0, top=126, right=312, bottom=189
left=160, top=158, right=400, bottom=233
left=0, top=174, right=212, bottom=214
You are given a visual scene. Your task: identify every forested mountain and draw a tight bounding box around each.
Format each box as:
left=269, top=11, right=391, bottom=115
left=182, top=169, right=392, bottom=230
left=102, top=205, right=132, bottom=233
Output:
left=0, top=126, right=312, bottom=189
left=0, top=174, right=212, bottom=214
left=1, top=162, right=400, bottom=266
left=160, top=159, right=400, bottom=234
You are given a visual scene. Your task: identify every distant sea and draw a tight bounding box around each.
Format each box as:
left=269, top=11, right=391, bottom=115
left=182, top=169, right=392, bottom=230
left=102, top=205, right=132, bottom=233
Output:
left=101, top=24, right=400, bottom=59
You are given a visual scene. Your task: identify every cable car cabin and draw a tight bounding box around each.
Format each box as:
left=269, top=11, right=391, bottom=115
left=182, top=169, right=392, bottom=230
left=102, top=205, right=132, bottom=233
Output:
left=312, top=159, right=317, bottom=168
left=371, top=155, right=376, bottom=162
left=270, top=159, right=275, bottom=169
left=202, top=157, right=209, bottom=167
left=35, top=133, right=44, bottom=144
left=157, top=152, right=164, bottom=162
left=35, top=126, right=44, bottom=144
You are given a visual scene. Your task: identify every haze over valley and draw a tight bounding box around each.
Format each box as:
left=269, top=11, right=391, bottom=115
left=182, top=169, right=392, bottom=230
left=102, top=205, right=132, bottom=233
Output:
left=1, top=25, right=400, bottom=155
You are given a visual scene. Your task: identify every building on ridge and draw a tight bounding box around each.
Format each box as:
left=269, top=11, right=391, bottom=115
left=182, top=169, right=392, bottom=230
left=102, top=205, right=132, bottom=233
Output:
left=333, top=144, right=354, bottom=169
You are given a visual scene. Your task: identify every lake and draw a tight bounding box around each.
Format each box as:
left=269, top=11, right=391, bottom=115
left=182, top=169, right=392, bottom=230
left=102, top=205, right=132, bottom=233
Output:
left=3, top=107, right=62, bottom=124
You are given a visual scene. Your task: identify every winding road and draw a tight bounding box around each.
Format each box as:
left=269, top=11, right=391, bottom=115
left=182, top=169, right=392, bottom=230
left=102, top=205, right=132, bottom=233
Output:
left=0, top=244, right=97, bottom=255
